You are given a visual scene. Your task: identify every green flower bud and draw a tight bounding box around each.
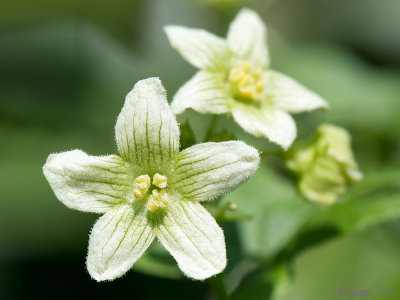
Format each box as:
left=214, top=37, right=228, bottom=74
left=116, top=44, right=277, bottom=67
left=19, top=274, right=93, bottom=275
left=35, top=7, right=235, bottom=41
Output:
left=286, top=124, right=362, bottom=205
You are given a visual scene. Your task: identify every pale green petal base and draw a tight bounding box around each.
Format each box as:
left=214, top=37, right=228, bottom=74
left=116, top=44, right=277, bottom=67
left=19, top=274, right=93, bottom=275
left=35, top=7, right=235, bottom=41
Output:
left=156, top=200, right=226, bottom=280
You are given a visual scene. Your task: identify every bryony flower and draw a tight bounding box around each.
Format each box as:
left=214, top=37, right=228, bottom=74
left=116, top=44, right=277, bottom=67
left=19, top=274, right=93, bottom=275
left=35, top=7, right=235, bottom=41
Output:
left=165, top=8, right=328, bottom=150
left=43, top=78, right=260, bottom=281
left=286, top=124, right=362, bottom=205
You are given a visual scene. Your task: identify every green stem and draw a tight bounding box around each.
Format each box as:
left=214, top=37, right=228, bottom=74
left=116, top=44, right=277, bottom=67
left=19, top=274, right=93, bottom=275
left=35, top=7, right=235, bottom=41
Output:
left=204, top=115, right=219, bottom=142
left=260, top=149, right=285, bottom=158
left=214, top=201, right=232, bottom=220
left=214, top=200, right=252, bottom=223
left=218, top=214, right=252, bottom=222
left=208, top=273, right=229, bottom=300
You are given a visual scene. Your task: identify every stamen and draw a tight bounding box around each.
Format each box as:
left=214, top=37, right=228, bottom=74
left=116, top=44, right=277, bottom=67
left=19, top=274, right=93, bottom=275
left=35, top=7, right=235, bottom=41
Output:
left=133, top=174, right=169, bottom=211
left=133, top=189, right=145, bottom=199
left=158, top=190, right=168, bottom=205
left=134, top=174, right=150, bottom=199
left=153, top=173, right=167, bottom=188
left=147, top=195, right=159, bottom=212
left=147, top=189, right=169, bottom=212
left=229, top=61, right=264, bottom=100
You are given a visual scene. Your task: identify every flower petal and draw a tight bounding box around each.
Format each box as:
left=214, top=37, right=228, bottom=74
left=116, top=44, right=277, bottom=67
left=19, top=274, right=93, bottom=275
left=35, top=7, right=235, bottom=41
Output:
left=87, top=204, right=155, bottom=281
left=171, top=141, right=259, bottom=201
left=264, top=70, right=329, bottom=113
left=232, top=103, right=296, bottom=150
left=115, top=78, right=180, bottom=170
left=156, top=200, right=226, bottom=280
left=227, top=8, right=270, bottom=67
left=171, top=71, right=232, bottom=115
left=43, top=150, right=131, bottom=213
left=164, top=25, right=231, bottom=71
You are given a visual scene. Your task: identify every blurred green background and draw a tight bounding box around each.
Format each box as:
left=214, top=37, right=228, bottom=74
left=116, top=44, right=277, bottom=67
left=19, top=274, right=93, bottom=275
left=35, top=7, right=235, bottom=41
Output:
left=1, top=0, right=399, bottom=299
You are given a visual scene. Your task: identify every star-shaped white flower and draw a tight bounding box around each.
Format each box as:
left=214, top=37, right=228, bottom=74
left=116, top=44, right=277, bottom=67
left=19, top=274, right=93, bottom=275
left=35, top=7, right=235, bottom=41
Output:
left=43, top=78, right=260, bottom=281
left=165, top=8, right=328, bottom=150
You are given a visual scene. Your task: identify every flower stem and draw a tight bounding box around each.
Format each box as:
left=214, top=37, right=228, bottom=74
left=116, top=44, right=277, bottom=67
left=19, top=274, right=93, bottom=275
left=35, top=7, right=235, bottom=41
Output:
left=204, top=115, right=219, bottom=142
left=208, top=273, right=229, bottom=300
left=214, top=200, right=252, bottom=223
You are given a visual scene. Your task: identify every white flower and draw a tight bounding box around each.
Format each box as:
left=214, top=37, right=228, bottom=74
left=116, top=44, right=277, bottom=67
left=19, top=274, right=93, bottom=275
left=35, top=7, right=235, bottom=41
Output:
left=165, top=8, right=328, bottom=150
left=43, top=78, right=260, bottom=281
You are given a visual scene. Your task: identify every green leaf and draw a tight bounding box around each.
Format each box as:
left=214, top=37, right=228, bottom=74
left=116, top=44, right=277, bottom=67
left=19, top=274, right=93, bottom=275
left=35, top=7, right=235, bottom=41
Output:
left=229, top=159, right=315, bottom=259
left=230, top=268, right=273, bottom=300
left=274, top=44, right=400, bottom=139
left=307, top=168, right=400, bottom=233
left=281, top=168, right=400, bottom=260
left=231, top=163, right=400, bottom=263
left=132, top=242, right=182, bottom=279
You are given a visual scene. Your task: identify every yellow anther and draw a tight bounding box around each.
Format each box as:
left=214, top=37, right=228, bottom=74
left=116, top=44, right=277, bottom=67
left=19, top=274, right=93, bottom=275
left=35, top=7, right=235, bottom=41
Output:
left=158, top=189, right=168, bottom=205
left=229, top=61, right=264, bottom=100
left=133, top=174, right=168, bottom=210
left=147, top=189, right=169, bottom=212
left=137, top=182, right=147, bottom=190
left=240, top=74, right=251, bottom=87
left=134, top=174, right=150, bottom=199
left=229, top=71, right=240, bottom=81
left=147, top=195, right=159, bottom=212
left=254, top=68, right=262, bottom=77
left=153, top=173, right=167, bottom=188
left=133, top=188, right=145, bottom=199
left=136, top=174, right=150, bottom=189
left=242, top=62, right=252, bottom=71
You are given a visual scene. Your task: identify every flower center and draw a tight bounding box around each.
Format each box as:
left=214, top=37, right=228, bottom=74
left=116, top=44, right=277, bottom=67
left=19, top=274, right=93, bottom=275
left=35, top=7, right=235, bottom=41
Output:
left=133, top=173, right=168, bottom=212
left=229, top=61, right=263, bottom=100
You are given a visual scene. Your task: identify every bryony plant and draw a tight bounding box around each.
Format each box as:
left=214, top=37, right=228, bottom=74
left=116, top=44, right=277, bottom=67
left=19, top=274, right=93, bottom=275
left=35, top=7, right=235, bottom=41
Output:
left=286, top=124, right=362, bottom=205
left=43, top=78, right=260, bottom=281
left=165, top=8, right=329, bottom=150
